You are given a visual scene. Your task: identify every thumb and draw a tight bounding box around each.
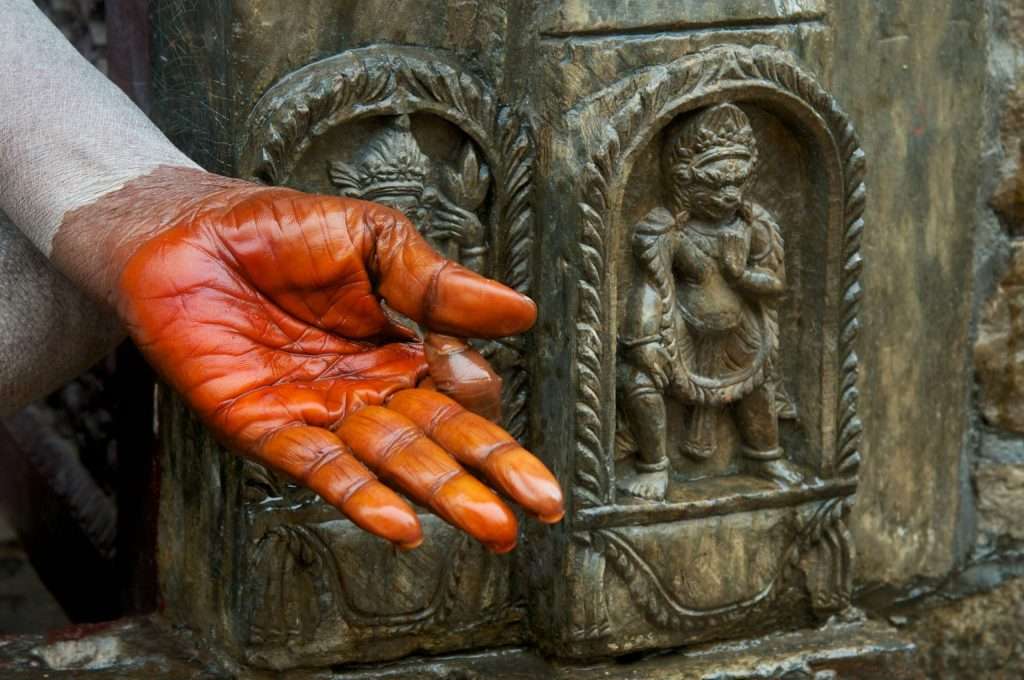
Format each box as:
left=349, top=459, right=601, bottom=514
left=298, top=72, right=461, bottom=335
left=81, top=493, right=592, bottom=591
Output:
left=359, top=204, right=536, bottom=338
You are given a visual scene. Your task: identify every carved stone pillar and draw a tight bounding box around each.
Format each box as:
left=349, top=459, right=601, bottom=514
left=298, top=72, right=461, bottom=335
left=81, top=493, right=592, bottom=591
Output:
left=149, top=1, right=916, bottom=675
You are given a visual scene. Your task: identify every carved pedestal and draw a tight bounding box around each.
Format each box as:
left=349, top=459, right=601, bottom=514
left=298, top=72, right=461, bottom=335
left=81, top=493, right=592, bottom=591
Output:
left=150, top=1, right=911, bottom=674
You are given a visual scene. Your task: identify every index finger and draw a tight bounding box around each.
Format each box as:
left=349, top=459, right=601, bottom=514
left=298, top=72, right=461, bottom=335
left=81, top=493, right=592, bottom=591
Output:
left=357, top=204, right=536, bottom=338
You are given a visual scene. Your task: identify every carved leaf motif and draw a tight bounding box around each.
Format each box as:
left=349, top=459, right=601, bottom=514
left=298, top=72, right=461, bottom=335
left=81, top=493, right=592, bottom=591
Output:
left=326, top=160, right=361, bottom=197
left=797, top=498, right=854, bottom=615
left=441, top=142, right=491, bottom=210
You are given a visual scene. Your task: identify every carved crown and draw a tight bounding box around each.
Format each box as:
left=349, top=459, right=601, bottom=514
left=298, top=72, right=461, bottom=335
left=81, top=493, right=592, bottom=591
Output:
left=663, top=103, right=759, bottom=172
left=328, top=114, right=431, bottom=200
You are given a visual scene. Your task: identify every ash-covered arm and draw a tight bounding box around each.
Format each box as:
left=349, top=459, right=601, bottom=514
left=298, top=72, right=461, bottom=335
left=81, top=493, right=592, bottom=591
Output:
left=0, top=0, right=200, bottom=299
left=0, top=213, right=122, bottom=415
left=0, top=1, right=207, bottom=413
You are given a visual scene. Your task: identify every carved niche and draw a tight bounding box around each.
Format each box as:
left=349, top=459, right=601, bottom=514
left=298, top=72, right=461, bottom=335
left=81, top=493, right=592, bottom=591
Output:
left=230, top=46, right=535, bottom=669
left=536, top=44, right=865, bottom=656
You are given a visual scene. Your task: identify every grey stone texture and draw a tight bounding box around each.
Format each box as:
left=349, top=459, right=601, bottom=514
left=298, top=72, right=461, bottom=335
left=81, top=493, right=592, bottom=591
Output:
left=976, top=243, right=1024, bottom=434
left=832, top=0, right=986, bottom=588
left=902, top=576, right=1024, bottom=680
left=5, top=0, right=1024, bottom=677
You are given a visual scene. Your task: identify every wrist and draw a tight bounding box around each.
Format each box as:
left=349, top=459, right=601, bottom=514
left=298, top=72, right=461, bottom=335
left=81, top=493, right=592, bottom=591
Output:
left=51, top=166, right=259, bottom=308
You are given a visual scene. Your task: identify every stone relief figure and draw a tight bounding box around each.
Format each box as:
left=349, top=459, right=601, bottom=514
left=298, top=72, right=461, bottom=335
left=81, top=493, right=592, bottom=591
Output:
left=329, top=114, right=490, bottom=272
left=617, top=103, right=803, bottom=500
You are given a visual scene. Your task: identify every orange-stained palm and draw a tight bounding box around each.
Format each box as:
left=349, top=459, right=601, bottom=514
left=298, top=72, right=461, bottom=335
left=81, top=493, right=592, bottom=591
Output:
left=113, top=186, right=562, bottom=553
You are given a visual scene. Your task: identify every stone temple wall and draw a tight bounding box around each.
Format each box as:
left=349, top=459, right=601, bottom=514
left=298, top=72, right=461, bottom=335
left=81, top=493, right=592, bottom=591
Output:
left=899, top=0, right=1024, bottom=676
left=1, top=1, right=1023, bottom=677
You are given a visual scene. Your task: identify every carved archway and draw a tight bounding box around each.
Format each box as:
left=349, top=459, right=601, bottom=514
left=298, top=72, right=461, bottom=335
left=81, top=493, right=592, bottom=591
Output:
left=571, top=44, right=865, bottom=511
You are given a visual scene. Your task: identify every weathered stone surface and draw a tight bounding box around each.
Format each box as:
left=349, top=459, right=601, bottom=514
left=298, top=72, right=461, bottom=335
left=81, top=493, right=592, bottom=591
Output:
left=990, top=0, right=1023, bottom=235
left=832, top=0, right=986, bottom=587
left=0, top=617, right=224, bottom=679
left=973, top=462, right=1024, bottom=542
left=150, top=0, right=883, bottom=669
left=323, top=620, right=919, bottom=680
left=0, top=515, right=69, bottom=634
left=144, top=0, right=974, bottom=672
left=900, top=577, right=1024, bottom=680
left=975, top=242, right=1024, bottom=433
left=0, top=617, right=919, bottom=679
left=537, top=0, right=826, bottom=36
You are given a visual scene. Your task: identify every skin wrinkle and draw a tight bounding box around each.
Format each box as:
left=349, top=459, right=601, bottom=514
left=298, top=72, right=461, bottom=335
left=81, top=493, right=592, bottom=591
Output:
left=300, top=443, right=349, bottom=482
left=364, top=416, right=426, bottom=471
left=423, top=261, right=451, bottom=328
left=336, top=475, right=375, bottom=507
left=428, top=468, right=466, bottom=500
left=479, top=439, right=520, bottom=467
left=55, top=167, right=257, bottom=304
left=422, top=402, right=464, bottom=434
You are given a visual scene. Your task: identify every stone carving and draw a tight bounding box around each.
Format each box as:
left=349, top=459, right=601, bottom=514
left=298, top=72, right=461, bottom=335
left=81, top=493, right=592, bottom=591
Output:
left=231, top=47, right=534, bottom=668
left=975, top=241, right=1024, bottom=433
left=328, top=114, right=491, bottom=272
left=615, top=102, right=802, bottom=500
left=572, top=44, right=865, bottom=512
left=543, top=44, right=866, bottom=657
left=148, top=0, right=931, bottom=673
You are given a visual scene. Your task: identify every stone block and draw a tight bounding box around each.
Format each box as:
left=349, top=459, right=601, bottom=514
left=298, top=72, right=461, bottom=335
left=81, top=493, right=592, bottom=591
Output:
left=902, top=577, right=1024, bottom=680
left=976, top=242, right=1024, bottom=433
left=974, top=462, right=1024, bottom=542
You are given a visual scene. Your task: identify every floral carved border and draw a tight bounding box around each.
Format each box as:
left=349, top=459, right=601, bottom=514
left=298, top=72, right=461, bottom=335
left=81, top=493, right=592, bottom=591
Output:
left=572, top=44, right=866, bottom=510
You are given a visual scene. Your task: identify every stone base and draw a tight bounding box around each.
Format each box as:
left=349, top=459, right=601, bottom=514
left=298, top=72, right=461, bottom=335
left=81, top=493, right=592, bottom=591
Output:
left=344, top=619, right=920, bottom=680
left=0, top=617, right=917, bottom=679
left=897, top=575, right=1024, bottom=680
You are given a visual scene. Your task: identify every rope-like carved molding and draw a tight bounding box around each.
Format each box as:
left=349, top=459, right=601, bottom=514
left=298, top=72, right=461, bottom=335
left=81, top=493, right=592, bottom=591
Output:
left=572, top=44, right=865, bottom=509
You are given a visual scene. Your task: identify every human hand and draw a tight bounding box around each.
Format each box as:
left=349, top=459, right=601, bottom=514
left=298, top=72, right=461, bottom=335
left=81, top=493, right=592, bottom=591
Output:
left=720, top=230, right=749, bottom=280
left=431, top=198, right=486, bottom=244
left=113, top=184, right=562, bottom=554
left=630, top=342, right=671, bottom=391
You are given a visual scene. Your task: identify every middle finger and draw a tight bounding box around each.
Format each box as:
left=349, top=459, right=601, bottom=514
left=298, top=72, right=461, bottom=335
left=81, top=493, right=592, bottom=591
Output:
left=386, top=389, right=564, bottom=523
left=335, top=405, right=519, bottom=553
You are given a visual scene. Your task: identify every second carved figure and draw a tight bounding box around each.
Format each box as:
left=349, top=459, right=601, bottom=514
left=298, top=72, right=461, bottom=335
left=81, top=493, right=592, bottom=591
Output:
left=617, top=103, right=803, bottom=500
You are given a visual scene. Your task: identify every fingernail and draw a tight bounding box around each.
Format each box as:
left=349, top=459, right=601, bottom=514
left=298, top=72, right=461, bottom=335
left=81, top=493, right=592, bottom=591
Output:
left=487, top=538, right=517, bottom=554
left=488, top=449, right=564, bottom=524
left=432, top=473, right=519, bottom=553
left=343, top=483, right=423, bottom=549
left=424, top=336, right=502, bottom=421
left=432, top=269, right=538, bottom=337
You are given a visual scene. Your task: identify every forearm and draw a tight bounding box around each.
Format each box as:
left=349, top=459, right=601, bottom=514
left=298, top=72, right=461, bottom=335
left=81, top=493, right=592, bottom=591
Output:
left=0, top=0, right=208, bottom=303
left=0, top=215, right=122, bottom=415
left=735, top=267, right=785, bottom=297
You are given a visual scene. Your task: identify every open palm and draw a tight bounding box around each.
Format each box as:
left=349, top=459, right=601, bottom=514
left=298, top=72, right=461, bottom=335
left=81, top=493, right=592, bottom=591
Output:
left=115, top=186, right=561, bottom=553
